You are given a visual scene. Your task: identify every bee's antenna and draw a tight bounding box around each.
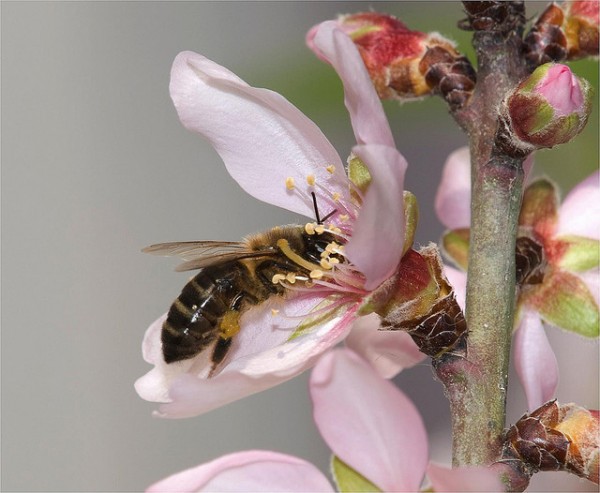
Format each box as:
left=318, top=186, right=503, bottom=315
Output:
left=321, top=209, right=337, bottom=223
left=311, top=191, right=338, bottom=224
left=311, top=191, right=321, bottom=224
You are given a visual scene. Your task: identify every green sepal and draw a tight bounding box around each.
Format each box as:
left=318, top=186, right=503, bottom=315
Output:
left=441, top=228, right=470, bottom=270
left=519, top=63, right=552, bottom=93
left=331, top=456, right=382, bottom=493
left=519, top=179, right=558, bottom=233
left=554, top=235, right=600, bottom=272
left=527, top=99, right=555, bottom=134
left=524, top=270, right=599, bottom=338
left=348, top=155, right=372, bottom=194
left=402, top=191, right=419, bottom=255
left=349, top=25, right=381, bottom=40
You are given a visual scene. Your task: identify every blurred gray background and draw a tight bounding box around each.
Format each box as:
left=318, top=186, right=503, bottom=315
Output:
left=2, top=2, right=598, bottom=492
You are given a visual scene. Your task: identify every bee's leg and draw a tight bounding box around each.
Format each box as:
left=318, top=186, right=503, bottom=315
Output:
left=209, top=337, right=233, bottom=376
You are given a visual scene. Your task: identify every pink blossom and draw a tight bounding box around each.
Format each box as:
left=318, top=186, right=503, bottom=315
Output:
left=435, top=147, right=599, bottom=410
left=536, top=64, right=584, bottom=117
left=145, top=348, right=503, bottom=492
left=136, top=22, right=413, bottom=418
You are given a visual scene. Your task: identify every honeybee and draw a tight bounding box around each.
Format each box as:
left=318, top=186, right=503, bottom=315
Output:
left=144, top=200, right=343, bottom=368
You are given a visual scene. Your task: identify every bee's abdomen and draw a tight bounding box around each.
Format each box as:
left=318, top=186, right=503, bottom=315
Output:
left=161, top=261, right=270, bottom=364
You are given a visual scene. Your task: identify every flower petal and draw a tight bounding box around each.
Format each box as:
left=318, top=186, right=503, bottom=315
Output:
left=443, top=266, right=467, bottom=312
left=138, top=299, right=358, bottom=418
left=345, top=313, right=425, bottom=379
left=513, top=309, right=559, bottom=410
left=426, top=463, right=504, bottom=492
left=146, top=450, right=334, bottom=492
left=434, top=147, right=471, bottom=229
left=557, top=170, right=600, bottom=239
left=346, top=144, right=407, bottom=290
left=169, top=51, right=348, bottom=219
left=310, top=348, right=428, bottom=492
left=310, top=22, right=395, bottom=147
left=434, top=148, right=535, bottom=230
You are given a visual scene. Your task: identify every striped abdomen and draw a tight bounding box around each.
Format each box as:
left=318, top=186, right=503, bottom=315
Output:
left=161, top=259, right=290, bottom=364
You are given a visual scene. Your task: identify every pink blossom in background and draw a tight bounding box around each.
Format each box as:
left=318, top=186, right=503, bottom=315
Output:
left=435, top=147, right=599, bottom=410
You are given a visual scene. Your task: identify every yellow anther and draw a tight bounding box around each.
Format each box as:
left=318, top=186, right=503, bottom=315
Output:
left=332, top=192, right=341, bottom=202
left=306, top=174, right=316, bottom=186
left=329, top=257, right=340, bottom=265
left=325, top=242, right=339, bottom=253
left=310, top=269, right=324, bottom=280
left=286, top=273, right=297, bottom=284
left=271, top=309, right=280, bottom=316
left=315, top=225, right=325, bottom=235
left=326, top=165, right=335, bottom=174
left=286, top=177, right=295, bottom=190
left=339, top=214, right=349, bottom=222
left=272, top=273, right=286, bottom=284
left=320, top=258, right=333, bottom=270
left=330, top=226, right=342, bottom=234
left=320, top=250, right=330, bottom=258
left=304, top=222, right=316, bottom=235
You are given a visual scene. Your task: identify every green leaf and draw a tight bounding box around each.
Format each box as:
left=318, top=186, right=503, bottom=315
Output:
left=524, top=270, right=599, bottom=337
left=441, top=228, right=470, bottom=270
left=554, top=235, right=600, bottom=272
left=331, top=456, right=381, bottom=493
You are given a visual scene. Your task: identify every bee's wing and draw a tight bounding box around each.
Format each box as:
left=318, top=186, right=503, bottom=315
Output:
left=142, top=241, right=275, bottom=272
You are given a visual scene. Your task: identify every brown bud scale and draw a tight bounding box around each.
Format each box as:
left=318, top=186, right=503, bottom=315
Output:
left=515, top=235, right=547, bottom=285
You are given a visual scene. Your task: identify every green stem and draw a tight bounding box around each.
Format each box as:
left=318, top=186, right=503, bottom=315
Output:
left=448, top=18, right=529, bottom=466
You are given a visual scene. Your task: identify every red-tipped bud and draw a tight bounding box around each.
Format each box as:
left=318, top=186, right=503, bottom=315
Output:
left=312, top=12, right=476, bottom=109
left=505, top=401, right=599, bottom=484
left=563, top=0, right=599, bottom=59
left=500, top=63, right=592, bottom=153
left=523, top=1, right=599, bottom=66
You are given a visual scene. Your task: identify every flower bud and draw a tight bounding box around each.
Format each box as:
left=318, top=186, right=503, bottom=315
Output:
left=523, top=1, right=599, bottom=66
left=309, top=12, right=476, bottom=109
left=363, top=245, right=467, bottom=358
left=563, top=0, right=599, bottom=59
left=505, top=401, right=599, bottom=484
left=500, top=63, right=592, bottom=153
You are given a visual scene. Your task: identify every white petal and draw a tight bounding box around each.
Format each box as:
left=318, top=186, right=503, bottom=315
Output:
left=170, top=51, right=349, bottom=218
left=557, top=171, right=600, bottom=239
left=146, top=450, right=334, bottom=492
left=513, top=309, right=559, bottom=410
left=346, top=144, right=407, bottom=290
left=345, top=313, right=425, bottom=379
left=311, top=22, right=395, bottom=147
left=434, top=147, right=471, bottom=229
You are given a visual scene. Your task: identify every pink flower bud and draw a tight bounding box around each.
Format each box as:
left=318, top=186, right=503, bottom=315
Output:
left=307, top=12, right=475, bottom=107
left=502, top=63, right=592, bottom=151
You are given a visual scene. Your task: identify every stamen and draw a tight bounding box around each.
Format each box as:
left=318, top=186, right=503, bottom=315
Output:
left=310, top=269, right=324, bottom=280
left=315, top=225, right=325, bottom=235
left=272, top=273, right=286, bottom=284
left=271, top=309, right=279, bottom=316
left=320, top=258, right=333, bottom=270
left=305, top=222, right=316, bottom=235
left=285, top=177, right=295, bottom=190
left=339, top=214, right=349, bottom=222
left=286, top=273, right=297, bottom=284
left=332, top=192, right=341, bottom=202
left=326, top=165, right=335, bottom=174
left=306, top=174, right=316, bottom=186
